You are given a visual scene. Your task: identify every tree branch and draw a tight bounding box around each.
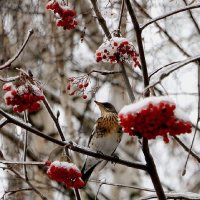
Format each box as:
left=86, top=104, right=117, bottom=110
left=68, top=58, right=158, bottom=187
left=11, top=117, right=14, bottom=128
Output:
left=125, top=0, right=166, bottom=199
left=0, top=109, right=147, bottom=171
left=173, top=136, right=200, bottom=163
left=141, top=3, right=200, bottom=30
left=0, top=29, right=34, bottom=70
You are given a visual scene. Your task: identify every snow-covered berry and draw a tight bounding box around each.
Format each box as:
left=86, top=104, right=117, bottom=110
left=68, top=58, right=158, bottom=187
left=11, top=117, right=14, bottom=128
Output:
left=96, top=37, right=140, bottom=67
left=47, top=161, right=85, bottom=189
left=119, top=96, right=192, bottom=143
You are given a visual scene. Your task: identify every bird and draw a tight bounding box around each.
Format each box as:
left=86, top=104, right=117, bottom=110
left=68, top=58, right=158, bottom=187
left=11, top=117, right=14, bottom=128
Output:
left=81, top=100, right=122, bottom=183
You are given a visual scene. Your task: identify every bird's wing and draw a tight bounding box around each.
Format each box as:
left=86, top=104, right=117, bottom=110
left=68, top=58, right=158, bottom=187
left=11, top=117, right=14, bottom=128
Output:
left=88, top=125, right=96, bottom=147
left=88, top=117, right=104, bottom=147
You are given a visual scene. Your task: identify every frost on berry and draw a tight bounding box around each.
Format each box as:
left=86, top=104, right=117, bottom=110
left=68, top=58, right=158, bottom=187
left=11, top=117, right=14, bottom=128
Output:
left=95, top=37, right=140, bottom=67
left=47, top=161, right=85, bottom=189
left=46, top=0, right=78, bottom=30
left=67, top=75, right=90, bottom=100
left=3, top=80, right=44, bottom=113
left=119, top=96, right=192, bottom=143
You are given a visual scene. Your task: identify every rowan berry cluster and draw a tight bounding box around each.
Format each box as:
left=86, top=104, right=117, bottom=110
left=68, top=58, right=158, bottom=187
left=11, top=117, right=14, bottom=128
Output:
left=96, top=37, right=140, bottom=67
left=67, top=75, right=89, bottom=99
left=47, top=161, right=85, bottom=189
left=46, top=0, right=77, bottom=30
left=3, top=82, right=44, bottom=113
left=119, top=97, right=192, bottom=143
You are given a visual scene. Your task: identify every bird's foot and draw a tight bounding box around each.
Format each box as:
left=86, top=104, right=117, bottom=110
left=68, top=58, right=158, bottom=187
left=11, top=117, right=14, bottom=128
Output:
left=97, top=150, right=104, bottom=155
left=111, top=154, right=119, bottom=164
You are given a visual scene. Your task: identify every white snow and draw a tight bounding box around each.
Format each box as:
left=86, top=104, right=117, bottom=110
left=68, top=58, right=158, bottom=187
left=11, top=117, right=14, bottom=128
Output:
left=3, top=91, right=14, bottom=100
left=96, top=37, right=135, bottom=63
left=174, top=107, right=190, bottom=122
left=17, top=85, right=28, bottom=95
left=31, top=84, right=43, bottom=96
left=119, top=96, right=190, bottom=122
left=50, top=161, right=79, bottom=172
left=119, top=96, right=174, bottom=114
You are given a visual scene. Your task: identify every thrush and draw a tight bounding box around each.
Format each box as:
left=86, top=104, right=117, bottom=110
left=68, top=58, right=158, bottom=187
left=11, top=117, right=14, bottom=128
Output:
left=81, top=101, right=122, bottom=183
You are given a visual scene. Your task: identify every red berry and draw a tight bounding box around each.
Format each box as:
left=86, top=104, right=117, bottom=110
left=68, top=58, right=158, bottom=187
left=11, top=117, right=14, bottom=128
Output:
left=78, top=84, right=83, bottom=89
left=3, top=83, right=14, bottom=91
left=45, top=160, right=52, bottom=166
left=11, top=90, right=17, bottom=96
left=70, top=91, right=76, bottom=96
left=113, top=42, right=118, bottom=46
left=82, top=95, right=87, bottom=99
left=67, top=84, right=71, bottom=90
left=84, top=82, right=89, bottom=87
left=96, top=52, right=101, bottom=57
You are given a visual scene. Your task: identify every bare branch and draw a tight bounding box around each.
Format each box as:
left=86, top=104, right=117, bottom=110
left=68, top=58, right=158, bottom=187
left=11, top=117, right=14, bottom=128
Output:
left=125, top=0, right=166, bottom=199
left=0, top=29, right=34, bottom=70
left=0, top=160, right=45, bottom=165
left=148, top=55, right=200, bottom=89
left=4, top=166, right=47, bottom=200
left=88, top=69, right=122, bottom=75
left=89, top=0, right=136, bottom=101
left=139, top=192, right=200, bottom=200
left=90, top=0, right=111, bottom=39
left=141, top=3, right=200, bottom=30
left=173, top=136, right=200, bottom=163
left=89, top=180, right=156, bottom=192
left=0, top=108, right=65, bottom=146
left=117, top=0, right=125, bottom=35
left=0, top=118, right=9, bottom=128
left=0, top=76, right=20, bottom=82
left=43, top=98, right=66, bottom=141
left=0, top=109, right=147, bottom=171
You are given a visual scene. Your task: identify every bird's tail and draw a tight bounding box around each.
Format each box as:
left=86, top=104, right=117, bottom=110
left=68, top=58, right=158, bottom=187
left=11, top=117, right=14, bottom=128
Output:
left=81, top=161, right=101, bottom=184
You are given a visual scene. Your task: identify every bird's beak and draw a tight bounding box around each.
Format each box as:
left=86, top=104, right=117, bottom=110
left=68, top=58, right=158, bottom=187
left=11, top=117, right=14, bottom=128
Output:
left=94, top=100, right=102, bottom=106
left=94, top=101, right=105, bottom=113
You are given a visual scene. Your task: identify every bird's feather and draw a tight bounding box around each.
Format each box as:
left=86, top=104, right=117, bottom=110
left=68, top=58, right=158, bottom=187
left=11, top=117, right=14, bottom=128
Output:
left=81, top=104, right=122, bottom=184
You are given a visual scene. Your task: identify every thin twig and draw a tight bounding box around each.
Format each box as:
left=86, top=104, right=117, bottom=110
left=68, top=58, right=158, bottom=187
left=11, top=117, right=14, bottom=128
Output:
left=0, top=29, right=34, bottom=70
left=119, top=63, right=135, bottom=101
left=95, top=181, right=104, bottom=200
left=117, top=0, right=125, bottom=36
left=182, top=62, right=200, bottom=175
left=1, top=188, right=33, bottom=199
left=0, top=108, right=65, bottom=146
left=0, top=160, right=45, bottom=165
left=141, top=3, right=200, bottom=30
left=0, top=76, right=20, bottom=82
left=23, top=111, right=29, bottom=181
left=89, top=180, right=156, bottom=192
left=182, top=0, right=200, bottom=34
left=43, top=97, right=66, bottom=141
left=90, top=0, right=111, bottom=39
left=0, top=118, right=9, bottom=128
left=134, top=0, right=190, bottom=57
left=4, top=166, right=47, bottom=200
left=88, top=69, right=122, bottom=76
left=139, top=192, right=200, bottom=200
left=173, top=136, right=200, bottom=163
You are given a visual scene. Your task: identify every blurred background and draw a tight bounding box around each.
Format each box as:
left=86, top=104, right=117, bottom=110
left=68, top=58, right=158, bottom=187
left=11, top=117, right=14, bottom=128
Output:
left=0, top=0, right=200, bottom=199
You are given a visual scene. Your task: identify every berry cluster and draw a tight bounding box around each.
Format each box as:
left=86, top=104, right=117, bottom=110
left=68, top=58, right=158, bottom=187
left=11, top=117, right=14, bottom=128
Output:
left=3, top=82, right=44, bottom=113
left=46, top=0, right=77, bottom=30
left=47, top=161, right=85, bottom=189
left=96, top=37, right=140, bottom=67
left=119, top=97, right=192, bottom=143
left=67, top=75, right=89, bottom=99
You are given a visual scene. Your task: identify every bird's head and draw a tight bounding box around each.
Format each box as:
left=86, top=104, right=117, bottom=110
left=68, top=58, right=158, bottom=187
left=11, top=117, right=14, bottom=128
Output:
left=94, top=100, right=117, bottom=116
